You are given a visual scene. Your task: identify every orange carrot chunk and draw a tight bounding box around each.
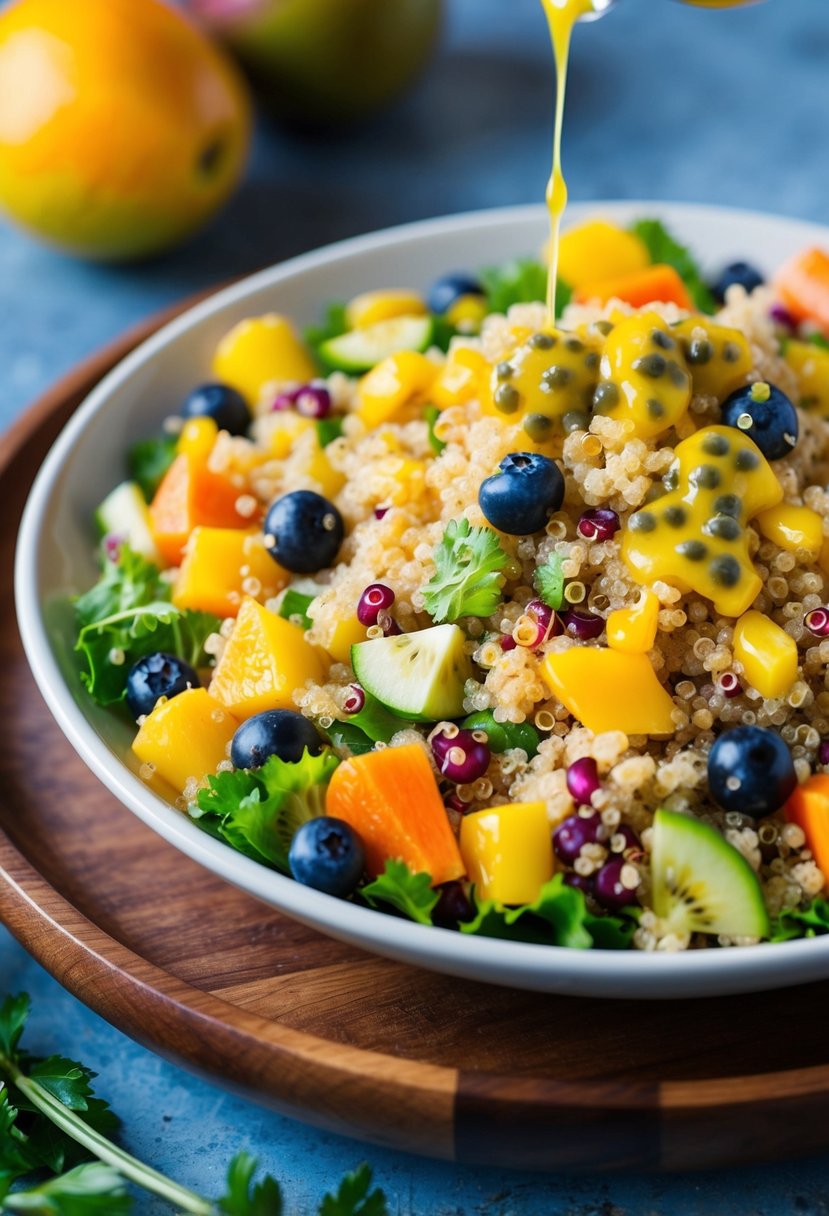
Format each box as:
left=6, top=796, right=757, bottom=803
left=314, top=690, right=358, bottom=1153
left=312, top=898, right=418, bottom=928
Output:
left=574, top=263, right=693, bottom=310
left=784, top=773, right=829, bottom=885
left=149, top=452, right=252, bottom=565
left=775, top=247, right=829, bottom=338
left=325, top=743, right=465, bottom=886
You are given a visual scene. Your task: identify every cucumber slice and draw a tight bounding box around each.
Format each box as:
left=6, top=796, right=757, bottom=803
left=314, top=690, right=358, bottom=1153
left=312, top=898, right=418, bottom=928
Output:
left=319, top=314, right=434, bottom=373
left=94, top=481, right=164, bottom=567
left=351, top=624, right=471, bottom=722
left=651, top=808, right=769, bottom=939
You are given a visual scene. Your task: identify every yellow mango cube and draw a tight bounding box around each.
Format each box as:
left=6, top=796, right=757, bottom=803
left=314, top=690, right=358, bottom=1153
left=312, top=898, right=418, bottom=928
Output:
left=346, top=289, right=426, bottom=329
left=209, top=596, right=326, bottom=719
left=460, top=801, right=554, bottom=906
left=557, top=220, right=650, bottom=290
left=177, top=416, right=219, bottom=462
left=132, top=688, right=237, bottom=794
left=213, top=314, right=316, bottom=404
left=357, top=351, right=438, bottom=429
left=755, top=502, right=824, bottom=561
left=430, top=347, right=490, bottom=410
left=305, top=442, right=345, bottom=498
left=606, top=589, right=660, bottom=654
left=785, top=339, right=829, bottom=416
left=173, top=528, right=288, bottom=619
left=542, top=647, right=676, bottom=736
left=733, top=610, right=798, bottom=700
left=325, top=614, right=369, bottom=664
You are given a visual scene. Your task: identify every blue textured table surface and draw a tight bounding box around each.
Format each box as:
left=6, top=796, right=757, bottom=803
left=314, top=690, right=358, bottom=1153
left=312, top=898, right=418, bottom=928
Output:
left=3, top=0, right=829, bottom=1210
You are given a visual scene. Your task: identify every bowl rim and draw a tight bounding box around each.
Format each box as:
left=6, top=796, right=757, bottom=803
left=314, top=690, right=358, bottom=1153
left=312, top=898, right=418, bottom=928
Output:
left=16, top=198, right=829, bottom=998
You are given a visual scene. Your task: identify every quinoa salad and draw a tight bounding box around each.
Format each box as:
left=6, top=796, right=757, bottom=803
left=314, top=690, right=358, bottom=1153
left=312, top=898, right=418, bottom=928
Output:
left=70, top=218, right=829, bottom=953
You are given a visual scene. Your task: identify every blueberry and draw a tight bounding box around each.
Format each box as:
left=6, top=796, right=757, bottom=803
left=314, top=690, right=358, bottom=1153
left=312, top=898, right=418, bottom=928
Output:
left=478, top=452, right=565, bottom=535
left=264, top=490, right=344, bottom=573
left=181, top=383, right=250, bottom=436
left=125, top=652, right=200, bottom=719
left=230, top=710, right=323, bottom=770
left=721, top=383, right=798, bottom=461
left=707, top=726, right=797, bottom=819
left=288, top=816, right=365, bottom=897
left=711, top=261, right=765, bottom=304
left=427, top=272, right=484, bottom=316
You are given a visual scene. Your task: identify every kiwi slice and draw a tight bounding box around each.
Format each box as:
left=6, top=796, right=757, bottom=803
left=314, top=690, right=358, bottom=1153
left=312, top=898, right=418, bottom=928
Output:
left=651, top=808, right=770, bottom=939
left=351, top=624, right=472, bottom=722
left=319, top=314, right=434, bottom=373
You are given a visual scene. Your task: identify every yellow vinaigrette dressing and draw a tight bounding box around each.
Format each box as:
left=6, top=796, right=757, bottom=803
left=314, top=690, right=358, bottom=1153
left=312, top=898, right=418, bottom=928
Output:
left=540, top=0, right=595, bottom=324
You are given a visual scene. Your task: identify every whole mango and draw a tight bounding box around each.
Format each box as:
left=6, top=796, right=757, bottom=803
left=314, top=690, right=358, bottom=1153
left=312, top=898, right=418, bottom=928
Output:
left=0, top=0, right=252, bottom=260
left=187, top=0, right=442, bottom=127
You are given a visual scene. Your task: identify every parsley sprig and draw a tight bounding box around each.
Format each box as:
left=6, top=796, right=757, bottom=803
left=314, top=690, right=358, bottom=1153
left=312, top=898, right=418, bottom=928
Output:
left=0, top=994, right=388, bottom=1215
left=422, top=518, right=509, bottom=623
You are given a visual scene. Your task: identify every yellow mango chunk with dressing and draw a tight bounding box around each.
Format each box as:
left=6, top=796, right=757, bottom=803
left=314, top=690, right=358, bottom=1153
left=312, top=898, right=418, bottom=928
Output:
left=541, top=647, right=676, bottom=736
left=489, top=328, right=602, bottom=442
left=213, top=314, right=316, bottom=404
left=173, top=527, right=287, bottom=619
left=430, top=346, right=490, bottom=410
left=673, top=317, right=753, bottom=401
left=733, top=610, right=798, bottom=700
left=132, top=689, right=237, bottom=794
left=177, top=416, right=218, bottom=462
left=622, top=425, right=783, bottom=618
left=755, top=503, right=824, bottom=561
left=346, top=290, right=426, bottom=329
left=357, top=351, right=438, bottom=429
left=210, top=596, right=325, bottom=719
left=606, top=588, right=660, bottom=654
left=785, top=339, right=829, bottom=416
left=460, top=801, right=554, bottom=905
left=324, top=614, right=369, bottom=665
left=593, top=312, right=692, bottom=440
left=557, top=220, right=650, bottom=290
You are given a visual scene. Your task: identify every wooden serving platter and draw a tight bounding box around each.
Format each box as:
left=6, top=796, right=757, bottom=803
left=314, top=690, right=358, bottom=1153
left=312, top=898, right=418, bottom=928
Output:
left=4, top=311, right=829, bottom=1172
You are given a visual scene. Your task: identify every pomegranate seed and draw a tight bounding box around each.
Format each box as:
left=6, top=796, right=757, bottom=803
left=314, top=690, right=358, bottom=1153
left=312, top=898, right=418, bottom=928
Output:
left=357, top=583, right=395, bottom=626
left=294, top=384, right=332, bottom=419
left=500, top=633, right=517, bottom=651
left=577, top=508, right=620, bottom=541
left=514, top=599, right=561, bottom=649
left=563, top=872, right=594, bottom=896
left=553, top=812, right=603, bottom=863
left=594, top=858, right=639, bottom=910
left=431, top=727, right=490, bottom=783
left=805, top=607, right=829, bottom=637
left=769, top=304, right=797, bottom=332
left=566, top=756, right=600, bottom=805
left=378, top=613, right=402, bottom=637
left=718, top=671, right=742, bottom=698
left=433, top=881, right=474, bottom=927
left=374, top=506, right=390, bottom=520
left=343, top=683, right=365, bottom=714
left=103, top=533, right=124, bottom=562
left=562, top=608, right=604, bottom=640
left=820, top=741, right=829, bottom=766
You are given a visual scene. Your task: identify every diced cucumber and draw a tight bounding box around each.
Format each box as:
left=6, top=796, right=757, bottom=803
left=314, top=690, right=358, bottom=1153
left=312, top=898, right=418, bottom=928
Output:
left=351, top=624, right=471, bottom=722
left=651, top=809, right=770, bottom=939
left=318, top=314, right=434, bottom=373
left=94, top=481, right=164, bottom=567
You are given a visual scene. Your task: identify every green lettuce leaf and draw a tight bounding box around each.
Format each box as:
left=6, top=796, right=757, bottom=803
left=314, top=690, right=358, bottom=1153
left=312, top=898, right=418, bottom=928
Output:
left=73, top=546, right=170, bottom=630
left=193, top=748, right=340, bottom=873
left=362, top=861, right=439, bottom=926
left=769, top=898, right=829, bottom=943
left=462, top=874, right=637, bottom=950
left=479, top=258, right=571, bottom=319
left=127, top=434, right=177, bottom=502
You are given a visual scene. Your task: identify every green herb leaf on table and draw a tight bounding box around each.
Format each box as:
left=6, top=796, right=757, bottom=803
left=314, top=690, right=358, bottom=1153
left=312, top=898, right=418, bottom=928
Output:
left=629, top=218, right=716, bottom=314
left=218, top=1151, right=283, bottom=1216
left=319, top=1164, right=388, bottom=1216
left=0, top=994, right=30, bottom=1061
left=533, top=553, right=565, bottom=610
left=1, top=1161, right=131, bottom=1214
left=422, top=517, right=509, bottom=622
left=127, top=435, right=177, bottom=503
left=194, top=748, right=340, bottom=873
left=769, top=897, right=829, bottom=943
left=362, top=861, right=439, bottom=926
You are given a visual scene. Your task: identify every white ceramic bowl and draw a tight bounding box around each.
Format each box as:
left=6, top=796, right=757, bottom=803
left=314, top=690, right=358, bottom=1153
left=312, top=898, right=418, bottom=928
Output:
left=16, top=201, right=829, bottom=999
